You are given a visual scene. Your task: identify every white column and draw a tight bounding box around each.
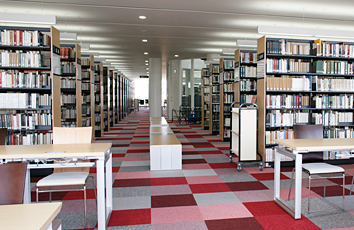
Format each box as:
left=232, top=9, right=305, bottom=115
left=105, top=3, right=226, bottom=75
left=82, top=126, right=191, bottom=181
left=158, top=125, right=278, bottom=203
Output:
left=167, top=60, right=182, bottom=120
left=190, top=59, right=195, bottom=108
left=149, top=58, right=162, bottom=117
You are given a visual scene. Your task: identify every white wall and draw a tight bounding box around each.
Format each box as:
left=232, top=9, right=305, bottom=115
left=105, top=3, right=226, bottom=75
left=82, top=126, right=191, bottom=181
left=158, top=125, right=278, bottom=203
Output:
left=134, top=78, right=149, bottom=99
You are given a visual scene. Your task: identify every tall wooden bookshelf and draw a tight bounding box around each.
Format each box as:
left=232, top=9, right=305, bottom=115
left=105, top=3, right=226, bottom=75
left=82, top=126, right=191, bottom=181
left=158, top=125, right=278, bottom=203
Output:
left=219, top=57, right=234, bottom=141
left=94, top=61, right=102, bottom=138
left=81, top=54, right=95, bottom=140
left=60, top=43, right=82, bottom=127
left=113, top=72, right=119, bottom=124
left=102, top=66, right=109, bottom=132
left=0, top=26, right=60, bottom=144
left=201, top=68, right=210, bottom=130
left=209, top=63, right=220, bottom=135
left=107, top=69, right=113, bottom=130
left=257, top=35, right=354, bottom=164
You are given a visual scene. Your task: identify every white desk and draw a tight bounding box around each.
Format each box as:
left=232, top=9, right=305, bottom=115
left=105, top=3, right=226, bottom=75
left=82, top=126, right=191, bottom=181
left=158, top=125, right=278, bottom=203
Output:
left=150, top=134, right=182, bottom=170
left=0, top=143, right=112, bottom=230
left=274, top=138, right=354, bottom=219
left=150, top=119, right=168, bottom=127
left=150, top=126, right=173, bottom=134
left=0, top=202, right=62, bottom=230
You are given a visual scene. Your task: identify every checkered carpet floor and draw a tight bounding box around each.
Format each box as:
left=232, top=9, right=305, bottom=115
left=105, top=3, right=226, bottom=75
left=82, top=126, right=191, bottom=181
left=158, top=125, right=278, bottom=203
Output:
left=31, top=107, right=354, bottom=229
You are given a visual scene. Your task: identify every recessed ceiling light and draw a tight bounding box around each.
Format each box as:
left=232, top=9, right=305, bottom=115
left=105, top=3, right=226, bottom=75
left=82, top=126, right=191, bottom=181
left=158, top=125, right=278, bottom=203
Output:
left=175, top=55, right=179, bottom=57
left=145, top=60, right=148, bottom=62
left=139, top=16, right=146, bottom=20
left=142, top=39, right=148, bottom=42
left=145, top=63, right=148, bottom=66
left=144, top=52, right=148, bottom=55
left=146, top=68, right=149, bottom=70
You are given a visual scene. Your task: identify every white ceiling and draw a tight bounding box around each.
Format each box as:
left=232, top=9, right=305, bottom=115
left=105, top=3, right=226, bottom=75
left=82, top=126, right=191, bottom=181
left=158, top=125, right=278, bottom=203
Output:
left=2, top=0, right=354, bottom=80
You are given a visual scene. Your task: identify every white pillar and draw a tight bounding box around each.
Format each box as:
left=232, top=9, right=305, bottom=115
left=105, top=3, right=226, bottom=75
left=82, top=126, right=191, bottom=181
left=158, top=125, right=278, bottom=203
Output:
left=190, top=59, right=195, bottom=108
left=149, top=58, right=162, bottom=117
left=167, top=60, right=182, bottom=120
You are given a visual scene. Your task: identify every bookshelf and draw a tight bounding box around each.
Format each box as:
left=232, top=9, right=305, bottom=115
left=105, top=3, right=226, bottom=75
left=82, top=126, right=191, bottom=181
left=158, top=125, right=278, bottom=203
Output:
left=81, top=54, right=95, bottom=141
left=0, top=26, right=60, bottom=144
left=113, top=72, right=118, bottom=124
left=219, top=57, right=235, bottom=141
left=257, top=35, right=354, bottom=164
left=102, top=66, right=108, bottom=132
left=60, top=43, right=82, bottom=127
left=201, top=68, right=210, bottom=130
left=94, top=61, right=102, bottom=138
left=208, top=63, right=220, bottom=135
left=107, top=69, right=113, bottom=130
left=234, top=49, right=257, bottom=105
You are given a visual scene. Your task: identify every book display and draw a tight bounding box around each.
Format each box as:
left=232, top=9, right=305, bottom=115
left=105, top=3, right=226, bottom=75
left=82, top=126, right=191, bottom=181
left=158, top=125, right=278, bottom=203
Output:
left=257, top=36, right=354, bottom=163
left=201, top=68, right=210, bottom=130
left=102, top=66, right=108, bottom=132
left=94, top=61, right=102, bottom=137
left=60, top=43, right=82, bottom=127
left=209, top=63, right=220, bottom=135
left=219, top=58, right=234, bottom=141
left=81, top=54, right=95, bottom=140
left=0, top=26, right=60, bottom=145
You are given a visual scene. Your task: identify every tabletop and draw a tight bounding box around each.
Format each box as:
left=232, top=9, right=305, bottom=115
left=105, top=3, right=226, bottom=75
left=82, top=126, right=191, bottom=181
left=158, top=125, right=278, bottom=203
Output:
left=275, top=138, right=354, bottom=151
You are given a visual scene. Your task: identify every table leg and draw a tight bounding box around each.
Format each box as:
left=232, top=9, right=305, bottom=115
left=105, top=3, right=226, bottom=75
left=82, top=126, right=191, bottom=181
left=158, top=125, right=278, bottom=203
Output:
left=106, top=150, right=113, bottom=219
left=274, top=148, right=281, bottom=199
left=96, top=156, right=106, bottom=230
left=294, top=150, right=302, bottom=219
left=24, top=167, right=31, bottom=204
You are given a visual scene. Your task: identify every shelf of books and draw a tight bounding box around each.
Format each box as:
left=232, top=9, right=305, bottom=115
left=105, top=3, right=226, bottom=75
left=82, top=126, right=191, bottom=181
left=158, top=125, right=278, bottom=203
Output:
left=121, top=76, right=127, bottom=121
left=0, top=26, right=61, bottom=144
left=113, top=72, right=119, bottom=124
left=257, top=35, right=354, bottom=164
left=208, top=63, right=220, bottom=135
left=107, top=69, right=114, bottom=130
left=60, top=43, right=82, bottom=127
left=102, top=66, right=109, bottom=132
left=234, top=49, right=257, bottom=105
left=81, top=54, right=95, bottom=141
left=201, top=68, right=210, bottom=130
left=94, top=61, right=102, bottom=138
left=219, top=57, right=235, bottom=141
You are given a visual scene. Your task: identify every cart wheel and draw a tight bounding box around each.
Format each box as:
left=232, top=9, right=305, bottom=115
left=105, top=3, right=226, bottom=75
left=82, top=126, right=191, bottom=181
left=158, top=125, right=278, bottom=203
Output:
left=229, top=155, right=233, bottom=163
left=259, top=163, right=263, bottom=171
left=237, top=164, right=242, bottom=172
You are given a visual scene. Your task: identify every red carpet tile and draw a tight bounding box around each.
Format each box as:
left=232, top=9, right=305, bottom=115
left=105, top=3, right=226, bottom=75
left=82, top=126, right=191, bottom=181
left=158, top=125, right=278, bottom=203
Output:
left=151, top=177, right=188, bottom=186
left=255, top=214, right=321, bottom=230
left=205, top=218, right=265, bottom=230
left=108, top=209, right=151, bottom=227
left=244, top=201, right=291, bottom=217
left=32, top=191, right=67, bottom=202
left=151, top=194, right=197, bottom=208
left=113, top=178, right=151, bottom=187
left=182, top=159, right=208, bottom=164
left=251, top=173, right=289, bottom=181
left=311, top=185, right=350, bottom=197
left=189, top=183, right=232, bottom=193
left=198, top=150, right=227, bottom=154
left=62, top=189, right=96, bottom=200
left=226, top=182, right=269, bottom=192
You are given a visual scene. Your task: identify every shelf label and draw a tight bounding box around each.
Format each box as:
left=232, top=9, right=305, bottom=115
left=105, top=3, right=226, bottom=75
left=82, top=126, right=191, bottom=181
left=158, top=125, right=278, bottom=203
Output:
left=234, top=62, right=240, bottom=68
left=77, top=64, right=82, bottom=80
left=77, top=58, right=81, bottom=65
left=257, top=59, right=265, bottom=79
left=257, top=52, right=265, bottom=61
left=234, top=67, right=240, bottom=82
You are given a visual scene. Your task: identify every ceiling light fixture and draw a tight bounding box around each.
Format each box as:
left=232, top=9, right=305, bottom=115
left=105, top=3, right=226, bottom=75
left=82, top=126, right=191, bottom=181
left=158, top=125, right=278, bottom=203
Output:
left=60, top=32, right=77, bottom=41
left=145, top=63, right=148, bottom=66
left=145, top=60, right=149, bottom=62
left=146, top=68, right=149, bottom=70
left=175, top=55, right=179, bottom=57
left=144, top=52, right=148, bottom=55
left=258, top=26, right=313, bottom=37
left=80, top=44, right=90, bottom=51
left=142, top=39, right=148, bottom=42
left=139, top=16, right=147, bottom=20
left=0, top=12, right=56, bottom=25
left=222, top=49, right=237, bottom=55
left=235, top=40, right=257, bottom=47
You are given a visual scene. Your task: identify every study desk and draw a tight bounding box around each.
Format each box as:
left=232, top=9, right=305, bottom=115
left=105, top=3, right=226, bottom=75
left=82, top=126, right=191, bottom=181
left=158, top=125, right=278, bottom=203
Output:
left=274, top=138, right=354, bottom=219
left=0, top=143, right=112, bottom=230
left=150, top=126, right=173, bottom=134
left=150, top=134, right=182, bottom=170
left=150, top=117, right=168, bottom=127
left=0, top=202, right=62, bottom=230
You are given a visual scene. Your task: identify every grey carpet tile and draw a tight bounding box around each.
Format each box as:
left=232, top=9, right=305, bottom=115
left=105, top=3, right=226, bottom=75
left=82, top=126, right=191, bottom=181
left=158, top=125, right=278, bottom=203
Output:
left=120, top=161, right=150, bottom=167
left=261, top=179, right=293, bottom=190
left=204, top=158, right=231, bottom=163
left=182, top=169, right=217, bottom=177
left=195, top=147, right=219, bottom=151
left=124, top=152, right=150, bottom=157
left=193, top=192, right=241, bottom=205
left=111, top=147, right=129, bottom=153
left=182, top=154, right=204, bottom=159
left=187, top=139, right=209, bottom=143
left=219, top=174, right=258, bottom=183
left=150, top=170, right=185, bottom=178
left=129, top=144, right=150, bottom=147
left=118, top=166, right=151, bottom=172
left=113, top=187, right=151, bottom=197
left=113, top=196, right=151, bottom=210
left=57, top=212, right=97, bottom=229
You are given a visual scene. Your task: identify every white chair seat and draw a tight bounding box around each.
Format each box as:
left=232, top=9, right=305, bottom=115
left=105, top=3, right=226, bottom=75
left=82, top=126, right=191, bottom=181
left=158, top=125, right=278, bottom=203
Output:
left=302, top=163, right=345, bottom=175
left=37, top=172, right=89, bottom=187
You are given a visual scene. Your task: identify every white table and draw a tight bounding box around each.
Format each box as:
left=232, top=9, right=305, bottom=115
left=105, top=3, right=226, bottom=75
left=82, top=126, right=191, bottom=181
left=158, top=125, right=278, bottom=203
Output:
left=274, top=138, right=354, bottom=219
left=0, top=202, right=62, bottom=230
left=150, top=134, right=182, bottom=170
left=0, top=143, right=112, bottom=230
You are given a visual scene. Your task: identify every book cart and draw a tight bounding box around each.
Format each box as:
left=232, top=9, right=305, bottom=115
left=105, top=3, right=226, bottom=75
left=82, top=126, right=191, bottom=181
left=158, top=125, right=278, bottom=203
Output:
left=230, top=102, right=263, bottom=171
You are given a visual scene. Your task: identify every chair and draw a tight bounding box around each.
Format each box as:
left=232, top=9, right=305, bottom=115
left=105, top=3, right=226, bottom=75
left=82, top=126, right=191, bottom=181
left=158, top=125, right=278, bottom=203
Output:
left=0, top=162, right=27, bottom=205
left=36, top=127, right=95, bottom=229
left=288, top=124, right=345, bottom=212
